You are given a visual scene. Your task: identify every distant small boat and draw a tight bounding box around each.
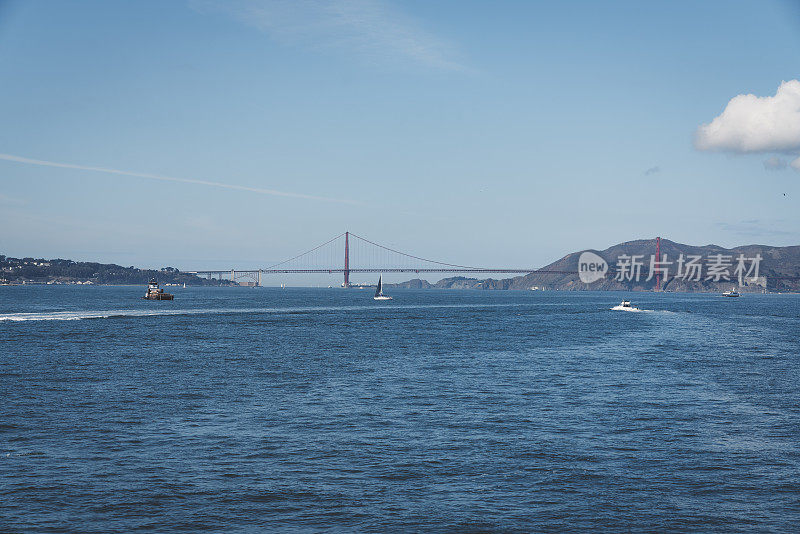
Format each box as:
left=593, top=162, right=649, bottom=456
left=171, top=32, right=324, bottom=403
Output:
left=611, top=300, right=640, bottom=311
left=143, top=278, right=174, bottom=300
left=373, top=275, right=392, bottom=301
left=183, top=282, right=186, bottom=289
left=722, top=288, right=740, bottom=297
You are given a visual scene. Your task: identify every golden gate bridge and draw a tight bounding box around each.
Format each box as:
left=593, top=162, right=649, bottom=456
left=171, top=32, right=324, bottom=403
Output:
left=187, top=234, right=798, bottom=288
left=187, top=231, right=575, bottom=287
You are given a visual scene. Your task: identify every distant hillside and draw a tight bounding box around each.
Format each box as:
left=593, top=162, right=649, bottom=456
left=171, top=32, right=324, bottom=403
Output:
left=392, top=238, right=800, bottom=293
left=0, top=255, right=234, bottom=286
left=389, top=277, right=490, bottom=290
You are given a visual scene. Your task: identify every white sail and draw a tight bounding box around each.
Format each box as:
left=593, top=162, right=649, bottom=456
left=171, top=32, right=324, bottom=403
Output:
left=373, top=274, right=392, bottom=300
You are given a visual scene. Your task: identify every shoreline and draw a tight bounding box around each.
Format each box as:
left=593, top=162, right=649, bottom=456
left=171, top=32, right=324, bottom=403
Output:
left=0, top=283, right=795, bottom=294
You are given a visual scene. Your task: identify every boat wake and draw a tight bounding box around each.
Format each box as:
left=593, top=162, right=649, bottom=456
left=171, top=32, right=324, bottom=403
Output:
left=0, top=309, right=190, bottom=322
left=0, top=303, right=524, bottom=323
left=609, top=306, right=677, bottom=314
left=611, top=305, right=644, bottom=312
left=611, top=300, right=643, bottom=312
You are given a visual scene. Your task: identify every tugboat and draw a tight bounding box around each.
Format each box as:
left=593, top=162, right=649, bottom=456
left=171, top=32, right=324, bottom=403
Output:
left=722, top=287, right=740, bottom=297
left=143, top=278, right=174, bottom=300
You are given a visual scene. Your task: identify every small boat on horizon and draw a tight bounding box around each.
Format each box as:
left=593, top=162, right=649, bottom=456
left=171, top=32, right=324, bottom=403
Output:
left=723, top=288, right=740, bottom=297
left=373, top=275, right=392, bottom=301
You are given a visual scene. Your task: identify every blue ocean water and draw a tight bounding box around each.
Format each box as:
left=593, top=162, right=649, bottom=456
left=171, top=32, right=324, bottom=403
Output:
left=1, top=286, right=799, bottom=532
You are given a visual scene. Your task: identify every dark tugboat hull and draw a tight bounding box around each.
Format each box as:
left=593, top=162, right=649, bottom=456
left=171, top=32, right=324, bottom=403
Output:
left=143, top=278, right=174, bottom=300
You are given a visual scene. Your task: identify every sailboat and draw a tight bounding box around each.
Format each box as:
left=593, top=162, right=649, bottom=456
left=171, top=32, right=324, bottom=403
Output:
left=373, top=275, right=392, bottom=300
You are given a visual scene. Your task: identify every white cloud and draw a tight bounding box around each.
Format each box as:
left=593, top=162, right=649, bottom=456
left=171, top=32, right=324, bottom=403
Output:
left=695, top=80, right=800, bottom=171
left=191, top=0, right=463, bottom=70
left=0, top=153, right=357, bottom=204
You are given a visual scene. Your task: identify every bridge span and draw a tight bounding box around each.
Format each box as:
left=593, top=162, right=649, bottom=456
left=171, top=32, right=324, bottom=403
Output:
left=187, top=231, right=572, bottom=286
left=187, top=232, right=799, bottom=289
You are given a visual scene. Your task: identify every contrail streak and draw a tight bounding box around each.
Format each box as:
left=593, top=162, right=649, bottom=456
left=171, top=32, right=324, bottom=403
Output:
left=0, top=153, right=357, bottom=205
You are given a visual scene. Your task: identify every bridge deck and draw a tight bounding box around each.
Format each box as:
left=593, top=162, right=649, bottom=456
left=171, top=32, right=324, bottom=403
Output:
left=187, top=268, right=574, bottom=275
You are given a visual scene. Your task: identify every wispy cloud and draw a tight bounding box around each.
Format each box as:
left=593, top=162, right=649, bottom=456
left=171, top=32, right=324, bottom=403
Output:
left=643, top=166, right=660, bottom=176
left=192, top=0, right=464, bottom=70
left=0, top=153, right=357, bottom=204
left=763, top=156, right=787, bottom=171
left=717, top=219, right=795, bottom=238
left=0, top=193, right=26, bottom=206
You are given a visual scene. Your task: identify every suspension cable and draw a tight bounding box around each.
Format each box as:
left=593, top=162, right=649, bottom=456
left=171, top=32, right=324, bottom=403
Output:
left=348, top=232, right=480, bottom=269
left=264, top=232, right=346, bottom=270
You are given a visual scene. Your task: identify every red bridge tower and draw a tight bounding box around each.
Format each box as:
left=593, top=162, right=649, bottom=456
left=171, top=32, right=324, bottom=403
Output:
left=344, top=231, right=350, bottom=288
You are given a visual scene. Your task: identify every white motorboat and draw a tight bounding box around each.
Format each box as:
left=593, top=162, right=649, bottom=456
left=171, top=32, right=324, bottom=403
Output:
left=611, top=300, right=640, bottom=311
left=373, top=275, right=392, bottom=301
left=722, top=288, right=740, bottom=297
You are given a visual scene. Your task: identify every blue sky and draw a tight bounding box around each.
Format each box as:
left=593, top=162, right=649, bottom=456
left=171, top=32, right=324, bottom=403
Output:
left=1, top=0, right=799, bottom=280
